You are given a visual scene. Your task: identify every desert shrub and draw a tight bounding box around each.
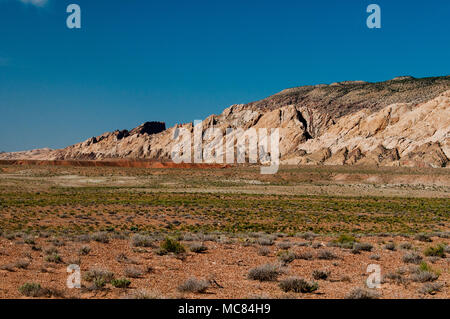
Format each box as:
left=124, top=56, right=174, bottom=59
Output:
left=369, top=254, right=380, bottom=261
left=257, top=246, right=270, bottom=256
left=333, top=234, right=356, bottom=248
left=19, top=283, right=49, bottom=297
left=317, top=250, right=338, bottom=260
left=44, top=246, right=58, bottom=255
left=384, top=242, right=396, bottom=251
left=410, top=271, right=439, bottom=283
left=418, top=282, right=443, bottom=295
left=295, top=232, right=317, bottom=240
left=256, top=237, right=274, bottom=246
left=75, top=234, right=91, bottom=243
left=352, top=242, right=373, bottom=254
left=111, top=278, right=131, bottom=288
left=383, top=272, right=406, bottom=285
left=312, top=269, right=330, bottom=280
left=277, top=242, right=292, bottom=249
left=189, top=242, right=208, bottom=253
left=14, top=259, right=30, bottom=269
left=79, top=245, right=91, bottom=256
left=124, top=289, right=161, bottom=299
left=295, top=251, right=314, bottom=260
left=277, top=250, right=296, bottom=265
left=248, top=264, right=282, bottom=282
left=131, top=234, right=154, bottom=247
left=0, top=263, right=15, bottom=272
left=399, top=242, right=412, bottom=250
left=356, top=242, right=373, bottom=251
left=83, top=268, right=114, bottom=283
left=89, top=278, right=107, bottom=290
left=45, top=253, right=62, bottom=263
left=423, top=244, right=446, bottom=258
left=402, top=252, right=423, bottom=264
left=159, top=237, right=186, bottom=255
left=49, top=238, right=65, bottom=247
left=182, top=233, right=199, bottom=242
left=124, top=267, right=144, bottom=278
left=414, top=234, right=432, bottom=242
left=345, top=287, right=380, bottom=299
left=177, top=278, right=210, bottom=293
left=419, top=261, right=434, bottom=272
left=115, top=253, right=138, bottom=264
left=91, top=232, right=109, bottom=243
left=23, top=236, right=36, bottom=245
left=279, top=277, right=318, bottom=293
left=311, top=242, right=323, bottom=249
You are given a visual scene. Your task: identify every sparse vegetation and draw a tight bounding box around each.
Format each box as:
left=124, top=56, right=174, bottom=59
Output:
left=79, top=245, right=91, bottom=256
left=423, top=244, right=446, bottom=258
left=345, top=287, right=380, bottom=299
left=123, top=267, right=144, bottom=278
left=91, top=232, right=109, bottom=243
left=111, top=278, right=131, bottom=288
left=131, top=234, right=154, bottom=247
left=312, top=270, right=330, bottom=280
left=177, top=278, right=210, bottom=293
left=257, top=246, right=270, bottom=256
left=248, top=264, right=282, bottom=282
left=18, top=283, right=49, bottom=297
left=402, top=252, right=423, bottom=264
left=318, top=250, right=338, bottom=260
left=418, top=282, right=443, bottom=295
left=277, top=250, right=296, bottom=265
left=159, top=237, right=186, bottom=255
left=279, top=277, right=318, bottom=293
left=83, top=268, right=114, bottom=283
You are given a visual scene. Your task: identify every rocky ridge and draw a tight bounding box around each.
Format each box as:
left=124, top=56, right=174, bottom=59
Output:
left=1, top=76, right=449, bottom=168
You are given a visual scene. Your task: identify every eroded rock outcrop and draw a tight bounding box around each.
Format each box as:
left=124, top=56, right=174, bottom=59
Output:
left=1, top=76, right=449, bottom=167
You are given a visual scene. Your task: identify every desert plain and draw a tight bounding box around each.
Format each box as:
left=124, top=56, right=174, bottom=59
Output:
left=0, top=163, right=448, bottom=299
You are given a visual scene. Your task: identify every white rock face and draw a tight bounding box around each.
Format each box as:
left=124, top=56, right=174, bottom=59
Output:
left=2, top=77, right=449, bottom=168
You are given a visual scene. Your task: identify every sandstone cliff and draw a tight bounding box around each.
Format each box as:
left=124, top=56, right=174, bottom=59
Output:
left=2, top=76, right=449, bottom=168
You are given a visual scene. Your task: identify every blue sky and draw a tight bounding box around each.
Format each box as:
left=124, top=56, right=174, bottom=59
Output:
left=0, top=0, right=449, bottom=151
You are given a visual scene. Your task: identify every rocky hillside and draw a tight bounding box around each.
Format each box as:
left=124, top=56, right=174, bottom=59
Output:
left=2, top=76, right=449, bottom=168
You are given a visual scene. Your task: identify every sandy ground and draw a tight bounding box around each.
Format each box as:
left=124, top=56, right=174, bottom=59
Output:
left=0, top=164, right=448, bottom=299
left=0, top=234, right=449, bottom=299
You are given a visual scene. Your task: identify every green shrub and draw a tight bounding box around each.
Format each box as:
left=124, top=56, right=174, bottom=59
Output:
left=334, top=234, right=356, bottom=245
left=424, top=244, right=445, bottom=258
left=159, top=237, right=186, bottom=254
left=111, top=278, right=131, bottom=288
left=279, top=277, right=318, bottom=293
left=44, top=253, right=62, bottom=263
left=83, top=268, right=114, bottom=283
left=19, top=283, right=48, bottom=297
